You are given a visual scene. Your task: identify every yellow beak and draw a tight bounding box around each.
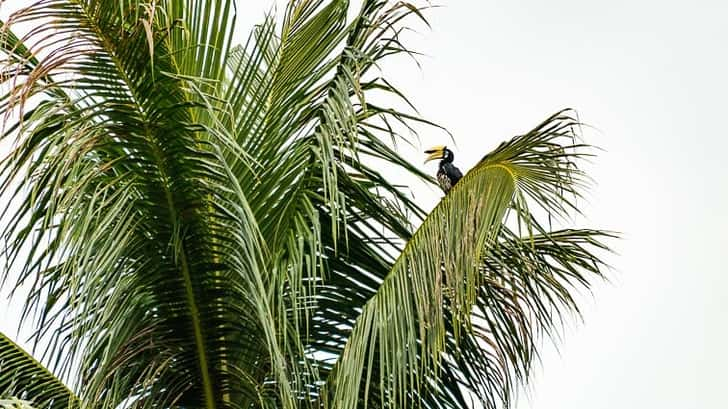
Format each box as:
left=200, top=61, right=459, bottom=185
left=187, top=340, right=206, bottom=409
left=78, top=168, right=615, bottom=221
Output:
left=423, top=145, right=446, bottom=163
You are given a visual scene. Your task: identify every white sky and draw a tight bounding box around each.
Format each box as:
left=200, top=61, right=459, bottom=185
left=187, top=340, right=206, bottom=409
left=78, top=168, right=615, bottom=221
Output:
left=2, top=1, right=727, bottom=408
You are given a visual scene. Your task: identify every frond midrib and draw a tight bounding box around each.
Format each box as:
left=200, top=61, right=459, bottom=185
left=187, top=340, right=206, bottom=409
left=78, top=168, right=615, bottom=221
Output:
left=64, top=1, right=218, bottom=405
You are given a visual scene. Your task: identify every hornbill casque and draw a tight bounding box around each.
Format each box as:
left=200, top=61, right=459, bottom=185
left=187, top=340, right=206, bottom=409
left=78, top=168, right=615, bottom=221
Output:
left=424, top=145, right=463, bottom=194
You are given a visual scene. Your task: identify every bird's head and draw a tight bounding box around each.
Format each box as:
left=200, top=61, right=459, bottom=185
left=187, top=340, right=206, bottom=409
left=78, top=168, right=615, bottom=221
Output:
left=424, top=145, right=454, bottom=164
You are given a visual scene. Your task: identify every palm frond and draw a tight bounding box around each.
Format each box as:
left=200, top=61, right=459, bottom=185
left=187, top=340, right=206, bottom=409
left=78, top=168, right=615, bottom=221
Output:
left=0, top=332, right=79, bottom=409
left=206, top=2, right=438, bottom=405
left=0, top=2, right=276, bottom=407
left=0, top=398, right=39, bottom=409
left=325, top=111, right=612, bottom=409
left=447, top=226, right=614, bottom=409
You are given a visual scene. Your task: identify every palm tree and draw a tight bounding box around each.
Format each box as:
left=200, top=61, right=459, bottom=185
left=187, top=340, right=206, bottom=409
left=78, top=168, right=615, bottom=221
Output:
left=0, top=1, right=612, bottom=409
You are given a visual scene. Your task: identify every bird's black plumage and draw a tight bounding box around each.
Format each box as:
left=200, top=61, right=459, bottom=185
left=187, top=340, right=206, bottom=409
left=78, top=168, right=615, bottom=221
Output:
left=436, top=149, right=462, bottom=193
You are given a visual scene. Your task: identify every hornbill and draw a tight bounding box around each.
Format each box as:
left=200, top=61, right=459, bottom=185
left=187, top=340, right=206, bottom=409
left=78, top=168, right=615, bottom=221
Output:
left=424, top=145, right=463, bottom=194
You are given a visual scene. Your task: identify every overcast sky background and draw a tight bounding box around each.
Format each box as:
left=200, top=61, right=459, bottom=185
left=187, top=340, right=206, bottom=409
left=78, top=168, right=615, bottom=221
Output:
left=2, top=1, right=727, bottom=408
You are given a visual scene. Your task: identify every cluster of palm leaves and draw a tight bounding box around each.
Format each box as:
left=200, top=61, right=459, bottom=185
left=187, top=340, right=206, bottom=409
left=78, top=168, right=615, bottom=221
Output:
left=0, top=1, right=612, bottom=408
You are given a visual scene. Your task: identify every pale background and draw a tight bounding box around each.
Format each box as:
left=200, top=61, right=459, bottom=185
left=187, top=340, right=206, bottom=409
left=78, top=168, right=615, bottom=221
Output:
left=2, top=1, right=727, bottom=408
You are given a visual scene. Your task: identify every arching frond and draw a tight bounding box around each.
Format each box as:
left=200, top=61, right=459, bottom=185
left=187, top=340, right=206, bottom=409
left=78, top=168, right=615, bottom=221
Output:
left=0, top=1, right=275, bottom=407
left=325, top=111, right=612, bottom=409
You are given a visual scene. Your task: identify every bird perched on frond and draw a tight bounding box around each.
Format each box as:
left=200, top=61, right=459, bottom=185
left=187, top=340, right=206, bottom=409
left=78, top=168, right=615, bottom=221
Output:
left=424, top=145, right=463, bottom=194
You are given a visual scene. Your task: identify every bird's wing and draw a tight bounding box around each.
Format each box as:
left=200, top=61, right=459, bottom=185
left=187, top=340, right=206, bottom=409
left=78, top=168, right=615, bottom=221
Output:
left=452, top=165, right=463, bottom=182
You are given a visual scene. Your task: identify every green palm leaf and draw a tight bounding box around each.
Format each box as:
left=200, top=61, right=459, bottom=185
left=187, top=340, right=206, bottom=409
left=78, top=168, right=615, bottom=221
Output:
left=0, top=1, right=612, bottom=408
left=326, top=112, right=612, bottom=409
left=0, top=332, right=79, bottom=408
left=0, top=1, right=435, bottom=407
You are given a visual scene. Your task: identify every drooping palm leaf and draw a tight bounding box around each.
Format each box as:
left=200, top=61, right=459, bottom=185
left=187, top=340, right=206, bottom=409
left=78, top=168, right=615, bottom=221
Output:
left=0, top=1, right=277, bottom=407
left=325, top=112, right=612, bottom=409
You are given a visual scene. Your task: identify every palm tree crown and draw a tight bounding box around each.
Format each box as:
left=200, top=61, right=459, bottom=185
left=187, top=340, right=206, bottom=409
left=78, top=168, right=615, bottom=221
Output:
left=0, top=1, right=613, bottom=409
